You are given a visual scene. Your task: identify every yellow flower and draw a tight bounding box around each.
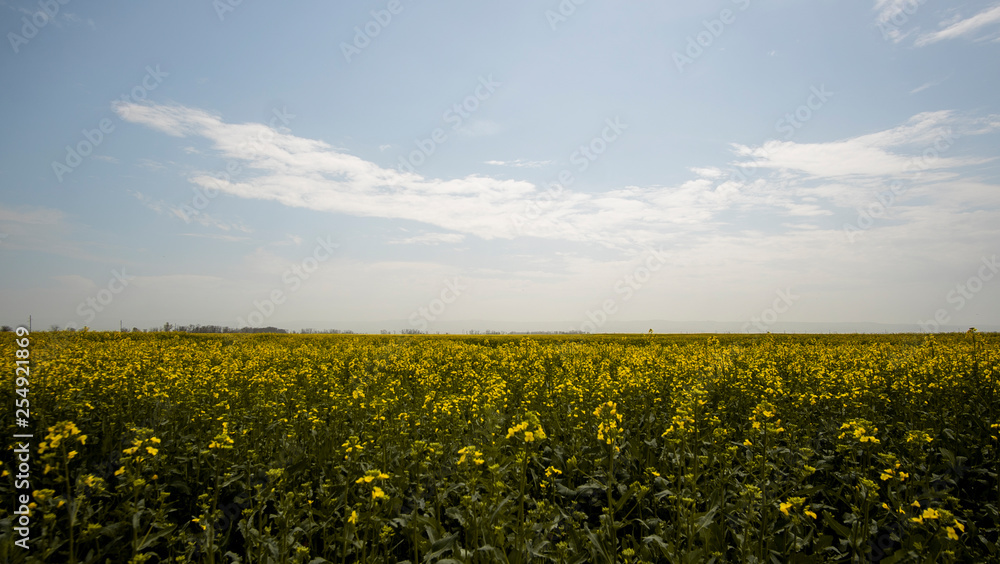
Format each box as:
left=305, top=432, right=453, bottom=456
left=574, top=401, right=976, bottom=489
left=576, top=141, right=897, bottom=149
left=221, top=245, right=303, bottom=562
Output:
left=779, top=502, right=793, bottom=516
left=744, top=439, right=753, bottom=447
left=348, top=510, right=358, bottom=524
left=371, top=486, right=386, bottom=500
left=146, top=447, right=158, bottom=456
left=804, top=509, right=817, bottom=519
left=945, top=527, right=959, bottom=540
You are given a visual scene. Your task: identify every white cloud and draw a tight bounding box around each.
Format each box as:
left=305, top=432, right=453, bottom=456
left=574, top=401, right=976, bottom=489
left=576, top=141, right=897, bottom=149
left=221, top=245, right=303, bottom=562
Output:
left=916, top=3, right=1000, bottom=46
left=118, top=102, right=1000, bottom=252
left=485, top=159, right=554, bottom=169
left=690, top=167, right=724, bottom=179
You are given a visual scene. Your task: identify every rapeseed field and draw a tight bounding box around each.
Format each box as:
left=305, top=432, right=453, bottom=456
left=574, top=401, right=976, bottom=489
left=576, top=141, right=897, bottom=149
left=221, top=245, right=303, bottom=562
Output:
left=1, top=331, right=998, bottom=563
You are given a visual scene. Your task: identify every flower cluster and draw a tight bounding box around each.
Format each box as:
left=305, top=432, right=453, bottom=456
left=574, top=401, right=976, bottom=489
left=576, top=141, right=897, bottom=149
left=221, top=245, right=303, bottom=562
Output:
left=208, top=422, right=234, bottom=450
left=778, top=496, right=817, bottom=519
left=507, top=411, right=547, bottom=443
left=838, top=419, right=880, bottom=444
left=355, top=469, right=390, bottom=500
left=593, top=401, right=623, bottom=448
left=457, top=445, right=485, bottom=466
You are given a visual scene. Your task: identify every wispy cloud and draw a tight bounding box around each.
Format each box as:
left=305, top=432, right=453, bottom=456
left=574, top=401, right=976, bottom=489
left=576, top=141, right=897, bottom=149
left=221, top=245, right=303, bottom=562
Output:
left=0, top=204, right=115, bottom=262
left=485, top=159, right=554, bottom=169
left=138, top=158, right=166, bottom=171
left=456, top=119, right=502, bottom=137
left=0, top=205, right=65, bottom=225
left=130, top=190, right=252, bottom=233
left=909, top=80, right=941, bottom=94
left=62, top=12, right=96, bottom=30
left=390, top=232, right=466, bottom=245
left=730, top=111, right=998, bottom=178
left=915, top=3, right=1000, bottom=46
left=179, top=233, right=251, bottom=242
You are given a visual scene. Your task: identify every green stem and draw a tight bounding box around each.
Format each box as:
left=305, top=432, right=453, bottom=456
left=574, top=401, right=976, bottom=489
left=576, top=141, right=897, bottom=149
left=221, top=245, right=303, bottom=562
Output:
left=64, top=448, right=77, bottom=564
left=759, top=426, right=768, bottom=562
left=518, top=448, right=529, bottom=561
left=608, top=441, right=616, bottom=564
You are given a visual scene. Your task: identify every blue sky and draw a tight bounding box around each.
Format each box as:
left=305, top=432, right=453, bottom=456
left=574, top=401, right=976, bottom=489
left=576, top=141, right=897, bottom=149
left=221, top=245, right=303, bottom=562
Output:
left=1, top=0, right=999, bottom=332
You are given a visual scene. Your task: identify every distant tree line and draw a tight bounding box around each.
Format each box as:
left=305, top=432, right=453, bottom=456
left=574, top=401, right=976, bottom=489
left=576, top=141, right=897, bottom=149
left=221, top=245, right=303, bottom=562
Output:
left=0, top=324, right=585, bottom=335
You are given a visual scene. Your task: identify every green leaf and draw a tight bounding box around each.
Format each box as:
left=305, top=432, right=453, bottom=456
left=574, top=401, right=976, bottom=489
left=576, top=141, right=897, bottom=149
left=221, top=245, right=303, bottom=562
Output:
left=822, top=511, right=852, bottom=540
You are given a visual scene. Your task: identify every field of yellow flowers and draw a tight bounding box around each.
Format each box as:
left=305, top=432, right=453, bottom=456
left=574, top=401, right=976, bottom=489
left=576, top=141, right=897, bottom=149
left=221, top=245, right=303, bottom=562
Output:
left=2, top=331, right=998, bottom=563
